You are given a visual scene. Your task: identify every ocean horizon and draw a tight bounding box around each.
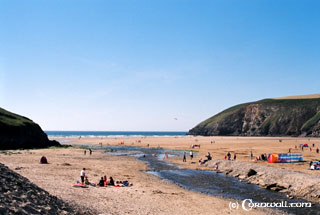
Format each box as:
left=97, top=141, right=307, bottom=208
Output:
left=45, top=131, right=188, bottom=138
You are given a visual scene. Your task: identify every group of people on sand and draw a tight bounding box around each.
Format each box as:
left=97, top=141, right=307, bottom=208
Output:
left=98, top=176, right=114, bottom=187
left=80, top=168, right=114, bottom=186
left=224, top=152, right=236, bottom=160
left=254, top=153, right=268, bottom=161
left=79, top=168, right=132, bottom=187
left=296, top=144, right=319, bottom=153
left=182, top=151, right=194, bottom=162
left=84, top=149, right=92, bottom=155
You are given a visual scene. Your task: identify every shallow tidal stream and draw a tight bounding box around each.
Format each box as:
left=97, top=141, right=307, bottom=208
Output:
left=99, top=145, right=320, bottom=215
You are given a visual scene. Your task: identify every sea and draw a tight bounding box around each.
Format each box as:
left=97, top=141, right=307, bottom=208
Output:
left=45, top=131, right=187, bottom=138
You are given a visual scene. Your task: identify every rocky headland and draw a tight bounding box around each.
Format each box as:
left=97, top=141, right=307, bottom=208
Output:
left=188, top=96, right=320, bottom=137
left=0, top=107, right=60, bottom=150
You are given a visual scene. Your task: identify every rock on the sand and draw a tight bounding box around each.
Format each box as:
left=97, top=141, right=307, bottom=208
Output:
left=206, top=160, right=320, bottom=203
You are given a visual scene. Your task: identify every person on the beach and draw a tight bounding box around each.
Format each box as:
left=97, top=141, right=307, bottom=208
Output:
left=227, top=152, right=231, bottom=160
left=84, top=176, right=95, bottom=186
left=250, top=151, right=253, bottom=160
left=190, top=151, right=193, bottom=160
left=84, top=150, right=86, bottom=155
left=206, top=152, right=212, bottom=161
left=40, top=155, right=48, bottom=164
left=80, top=168, right=86, bottom=184
left=89, top=148, right=92, bottom=155
left=103, top=176, right=108, bottom=186
left=198, top=159, right=202, bottom=165
left=316, top=148, right=319, bottom=153
left=109, top=177, right=115, bottom=186
left=98, top=177, right=105, bottom=186
left=233, top=153, right=236, bottom=160
left=183, top=152, right=186, bottom=162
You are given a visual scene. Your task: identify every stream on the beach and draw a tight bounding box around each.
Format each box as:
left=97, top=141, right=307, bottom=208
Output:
left=90, top=145, right=320, bottom=215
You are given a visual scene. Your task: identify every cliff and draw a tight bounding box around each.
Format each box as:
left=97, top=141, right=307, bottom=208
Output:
left=0, top=107, right=60, bottom=149
left=188, top=97, right=320, bottom=137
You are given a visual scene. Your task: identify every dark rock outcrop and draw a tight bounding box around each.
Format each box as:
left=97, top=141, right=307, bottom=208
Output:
left=0, top=107, right=60, bottom=149
left=188, top=97, right=320, bottom=137
left=0, top=163, right=95, bottom=215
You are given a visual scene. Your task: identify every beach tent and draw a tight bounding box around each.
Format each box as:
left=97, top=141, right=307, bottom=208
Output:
left=268, top=153, right=278, bottom=163
left=268, top=153, right=303, bottom=163
left=277, top=153, right=303, bottom=163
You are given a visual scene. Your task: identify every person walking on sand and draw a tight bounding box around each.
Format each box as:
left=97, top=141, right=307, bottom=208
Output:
left=80, top=168, right=86, bottom=185
left=190, top=151, right=193, bottom=160
left=233, top=153, right=237, bottom=161
left=89, top=148, right=92, bottom=155
left=250, top=151, right=253, bottom=160
left=84, top=150, right=86, bottom=155
left=183, top=152, right=186, bottom=162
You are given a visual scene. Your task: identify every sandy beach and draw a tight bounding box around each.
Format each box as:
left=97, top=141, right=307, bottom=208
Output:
left=58, top=136, right=320, bottom=175
left=1, top=136, right=319, bottom=214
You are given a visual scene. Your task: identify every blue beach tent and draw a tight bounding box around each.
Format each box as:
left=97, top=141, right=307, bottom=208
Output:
left=277, top=153, right=303, bottom=163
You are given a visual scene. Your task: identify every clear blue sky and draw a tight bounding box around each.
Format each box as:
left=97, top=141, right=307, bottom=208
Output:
left=1, top=0, right=320, bottom=131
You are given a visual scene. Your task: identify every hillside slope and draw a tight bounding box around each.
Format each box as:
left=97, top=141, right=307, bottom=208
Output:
left=188, top=98, right=320, bottom=137
left=0, top=107, right=59, bottom=149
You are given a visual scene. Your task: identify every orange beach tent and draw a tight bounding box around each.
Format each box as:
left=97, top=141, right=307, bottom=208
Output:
left=268, top=153, right=278, bottom=163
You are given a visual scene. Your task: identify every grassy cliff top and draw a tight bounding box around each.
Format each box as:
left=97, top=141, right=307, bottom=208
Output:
left=273, top=94, right=320, bottom=100
left=0, top=107, right=34, bottom=127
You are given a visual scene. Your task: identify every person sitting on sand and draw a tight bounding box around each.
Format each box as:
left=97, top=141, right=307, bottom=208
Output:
left=84, top=176, right=95, bottom=186
left=98, top=177, right=105, bottom=186
left=206, top=152, right=212, bottom=161
left=198, top=159, right=202, bottom=165
left=109, top=177, right=115, bottom=186
left=103, top=175, right=108, bottom=186
left=40, top=155, right=48, bottom=164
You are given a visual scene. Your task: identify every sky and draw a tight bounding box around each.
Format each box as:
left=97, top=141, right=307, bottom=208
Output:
left=1, top=0, right=320, bottom=131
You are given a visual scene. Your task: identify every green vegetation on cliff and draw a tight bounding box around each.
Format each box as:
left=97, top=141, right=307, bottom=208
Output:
left=0, top=107, right=34, bottom=127
left=188, top=97, right=320, bottom=137
left=0, top=107, right=60, bottom=149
